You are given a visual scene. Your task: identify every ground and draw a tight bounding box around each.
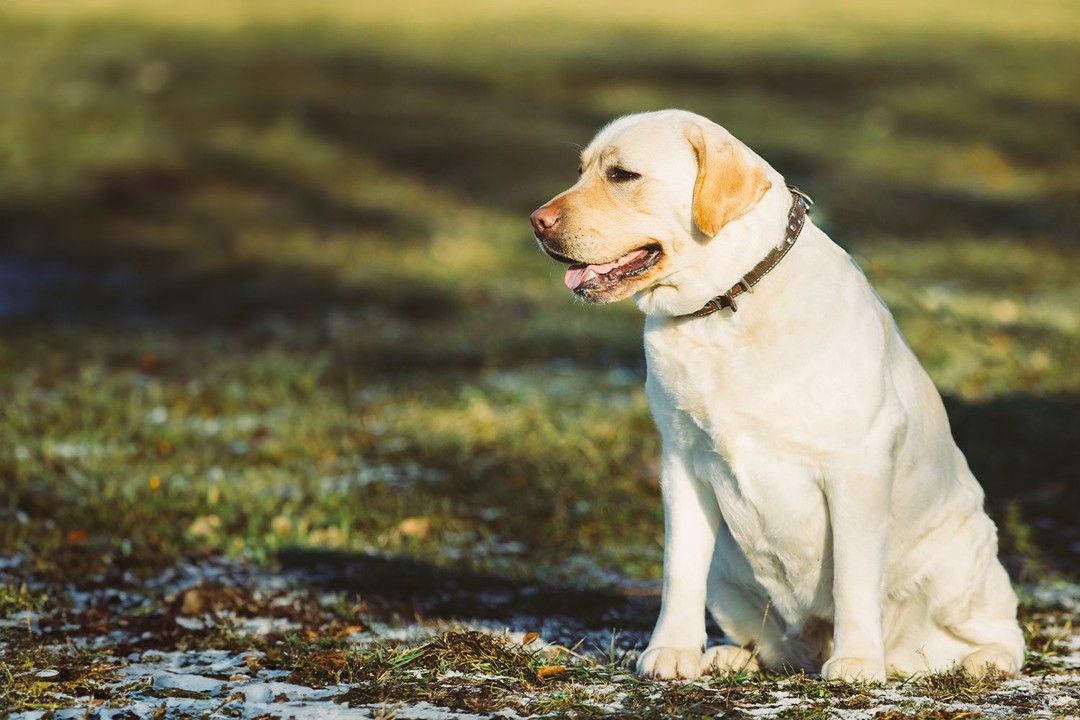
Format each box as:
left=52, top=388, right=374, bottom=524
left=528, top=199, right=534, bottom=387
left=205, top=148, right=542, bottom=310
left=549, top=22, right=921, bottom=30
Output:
left=2, top=553, right=1079, bottom=718
left=0, top=0, right=1078, bottom=718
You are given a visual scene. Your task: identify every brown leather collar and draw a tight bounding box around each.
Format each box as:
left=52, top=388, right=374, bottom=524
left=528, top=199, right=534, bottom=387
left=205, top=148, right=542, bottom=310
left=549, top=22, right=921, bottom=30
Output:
left=681, top=185, right=813, bottom=317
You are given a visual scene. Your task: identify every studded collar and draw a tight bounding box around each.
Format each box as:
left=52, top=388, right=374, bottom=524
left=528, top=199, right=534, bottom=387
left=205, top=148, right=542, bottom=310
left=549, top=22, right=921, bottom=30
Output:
left=680, top=185, right=813, bottom=317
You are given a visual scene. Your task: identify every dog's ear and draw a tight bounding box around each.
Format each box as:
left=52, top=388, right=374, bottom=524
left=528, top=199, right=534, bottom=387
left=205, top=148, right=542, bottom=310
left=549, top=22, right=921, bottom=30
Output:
left=685, top=124, right=772, bottom=237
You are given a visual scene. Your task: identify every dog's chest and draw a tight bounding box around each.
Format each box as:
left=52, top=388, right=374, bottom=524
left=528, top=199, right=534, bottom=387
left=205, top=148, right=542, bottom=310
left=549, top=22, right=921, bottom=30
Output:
left=644, top=321, right=822, bottom=452
left=645, top=324, right=833, bottom=616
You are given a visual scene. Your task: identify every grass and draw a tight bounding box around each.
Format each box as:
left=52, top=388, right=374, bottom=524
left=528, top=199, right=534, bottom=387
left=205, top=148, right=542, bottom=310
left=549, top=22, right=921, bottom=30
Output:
left=0, top=0, right=1077, bottom=716
left=0, top=562, right=1074, bottom=717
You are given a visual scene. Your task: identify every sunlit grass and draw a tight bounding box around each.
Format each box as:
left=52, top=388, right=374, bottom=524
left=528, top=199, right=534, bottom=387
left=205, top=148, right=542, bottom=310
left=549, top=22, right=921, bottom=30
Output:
left=0, top=0, right=1075, bottom=590
left=4, top=0, right=1077, bottom=45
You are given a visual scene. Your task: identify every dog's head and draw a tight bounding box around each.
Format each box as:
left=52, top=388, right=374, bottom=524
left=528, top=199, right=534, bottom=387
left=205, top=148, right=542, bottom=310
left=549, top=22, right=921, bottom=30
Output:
left=530, top=110, right=772, bottom=305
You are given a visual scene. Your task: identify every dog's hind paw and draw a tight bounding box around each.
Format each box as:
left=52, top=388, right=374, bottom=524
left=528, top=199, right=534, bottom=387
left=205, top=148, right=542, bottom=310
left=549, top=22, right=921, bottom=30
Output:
left=701, top=645, right=758, bottom=675
left=637, top=646, right=703, bottom=680
left=962, top=645, right=1020, bottom=678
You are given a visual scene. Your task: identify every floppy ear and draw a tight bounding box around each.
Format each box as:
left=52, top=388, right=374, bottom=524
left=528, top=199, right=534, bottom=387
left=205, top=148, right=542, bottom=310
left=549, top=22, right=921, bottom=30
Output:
left=685, top=124, right=772, bottom=237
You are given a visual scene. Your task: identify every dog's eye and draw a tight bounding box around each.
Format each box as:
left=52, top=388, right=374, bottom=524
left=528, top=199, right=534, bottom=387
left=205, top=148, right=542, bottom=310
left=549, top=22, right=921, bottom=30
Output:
left=607, top=167, right=641, bottom=183
left=577, top=163, right=584, bottom=176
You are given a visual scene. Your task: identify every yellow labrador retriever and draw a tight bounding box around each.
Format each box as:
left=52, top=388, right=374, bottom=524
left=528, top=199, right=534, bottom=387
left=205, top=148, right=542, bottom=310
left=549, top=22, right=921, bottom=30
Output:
left=530, top=110, right=1024, bottom=682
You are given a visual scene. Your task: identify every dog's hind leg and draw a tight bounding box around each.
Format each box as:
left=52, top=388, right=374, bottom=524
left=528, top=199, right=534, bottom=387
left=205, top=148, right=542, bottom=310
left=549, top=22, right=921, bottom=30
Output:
left=947, top=559, right=1025, bottom=677
left=900, top=514, right=1025, bottom=677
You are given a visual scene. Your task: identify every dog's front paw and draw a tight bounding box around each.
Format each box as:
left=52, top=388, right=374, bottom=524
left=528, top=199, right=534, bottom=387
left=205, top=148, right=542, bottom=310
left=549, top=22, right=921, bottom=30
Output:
left=701, top=645, right=758, bottom=675
left=821, top=655, right=886, bottom=683
left=637, top=646, right=703, bottom=680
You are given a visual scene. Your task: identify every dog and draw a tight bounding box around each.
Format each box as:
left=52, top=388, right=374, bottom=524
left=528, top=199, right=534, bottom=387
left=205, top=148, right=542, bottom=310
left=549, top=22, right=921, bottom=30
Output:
left=530, top=110, right=1024, bottom=682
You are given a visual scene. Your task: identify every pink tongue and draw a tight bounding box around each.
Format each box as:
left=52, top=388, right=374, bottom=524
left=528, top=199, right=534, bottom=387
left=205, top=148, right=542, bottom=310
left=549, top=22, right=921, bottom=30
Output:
left=564, top=249, right=648, bottom=290
left=564, top=265, right=594, bottom=289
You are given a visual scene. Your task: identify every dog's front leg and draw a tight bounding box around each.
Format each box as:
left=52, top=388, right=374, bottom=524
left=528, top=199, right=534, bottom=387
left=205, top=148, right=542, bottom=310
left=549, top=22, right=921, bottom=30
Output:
left=821, top=451, right=896, bottom=683
left=638, top=450, right=720, bottom=680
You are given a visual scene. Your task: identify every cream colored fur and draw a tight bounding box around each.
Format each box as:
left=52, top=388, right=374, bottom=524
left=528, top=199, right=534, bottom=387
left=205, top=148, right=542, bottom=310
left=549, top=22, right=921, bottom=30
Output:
left=531, top=109, right=1025, bottom=682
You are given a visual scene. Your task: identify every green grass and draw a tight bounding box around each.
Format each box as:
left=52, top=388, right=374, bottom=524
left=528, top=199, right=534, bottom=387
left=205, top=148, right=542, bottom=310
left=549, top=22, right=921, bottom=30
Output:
left=0, top=0, right=1075, bottom=584
left=0, top=0, right=1077, bottom=714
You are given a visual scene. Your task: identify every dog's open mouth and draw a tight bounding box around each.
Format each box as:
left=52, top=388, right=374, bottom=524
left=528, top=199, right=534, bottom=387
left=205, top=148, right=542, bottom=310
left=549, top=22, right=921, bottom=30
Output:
left=561, top=246, right=662, bottom=293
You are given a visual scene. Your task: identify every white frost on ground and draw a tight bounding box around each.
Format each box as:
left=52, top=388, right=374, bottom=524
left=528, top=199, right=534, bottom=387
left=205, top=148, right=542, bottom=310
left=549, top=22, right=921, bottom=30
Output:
left=7, top=645, right=1080, bottom=720
left=3, top=555, right=1080, bottom=720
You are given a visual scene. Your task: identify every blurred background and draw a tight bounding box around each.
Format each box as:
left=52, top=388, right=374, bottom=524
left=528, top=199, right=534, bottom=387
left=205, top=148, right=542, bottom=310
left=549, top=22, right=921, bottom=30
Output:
left=0, top=0, right=1077, bottom=587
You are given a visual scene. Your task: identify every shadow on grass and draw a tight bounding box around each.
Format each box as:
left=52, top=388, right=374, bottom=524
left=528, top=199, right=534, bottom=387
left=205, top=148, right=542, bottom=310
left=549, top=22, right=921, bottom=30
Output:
left=946, top=393, right=1080, bottom=577
left=273, top=387, right=1079, bottom=643
left=277, top=547, right=659, bottom=648
left=269, top=397, right=1078, bottom=626
left=0, top=20, right=1076, bottom=338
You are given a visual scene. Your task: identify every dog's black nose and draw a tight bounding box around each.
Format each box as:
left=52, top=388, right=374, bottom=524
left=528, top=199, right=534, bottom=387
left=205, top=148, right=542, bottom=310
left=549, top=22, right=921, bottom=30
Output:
left=530, top=205, right=560, bottom=238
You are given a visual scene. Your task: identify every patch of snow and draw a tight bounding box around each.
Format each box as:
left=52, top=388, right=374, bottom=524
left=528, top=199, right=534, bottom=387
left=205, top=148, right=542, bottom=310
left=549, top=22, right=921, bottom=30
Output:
left=236, top=614, right=302, bottom=635
left=320, top=461, right=447, bottom=494
left=740, top=691, right=803, bottom=717
left=1025, top=578, right=1080, bottom=613
left=390, top=700, right=525, bottom=720
left=0, top=610, right=42, bottom=632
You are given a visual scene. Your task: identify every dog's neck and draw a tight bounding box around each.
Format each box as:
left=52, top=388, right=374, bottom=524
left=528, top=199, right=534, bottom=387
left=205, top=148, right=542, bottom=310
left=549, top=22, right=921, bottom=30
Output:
left=679, top=186, right=812, bottom=317
left=633, top=182, right=807, bottom=318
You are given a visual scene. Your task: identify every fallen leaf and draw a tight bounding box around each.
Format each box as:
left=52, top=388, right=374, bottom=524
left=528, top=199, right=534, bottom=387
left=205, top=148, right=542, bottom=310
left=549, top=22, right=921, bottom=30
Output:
left=536, top=665, right=566, bottom=680
left=187, top=514, right=221, bottom=539
left=398, top=516, right=432, bottom=539
left=311, top=650, right=348, bottom=670
left=139, top=354, right=162, bottom=373
left=174, top=579, right=250, bottom=616
left=271, top=515, right=293, bottom=537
